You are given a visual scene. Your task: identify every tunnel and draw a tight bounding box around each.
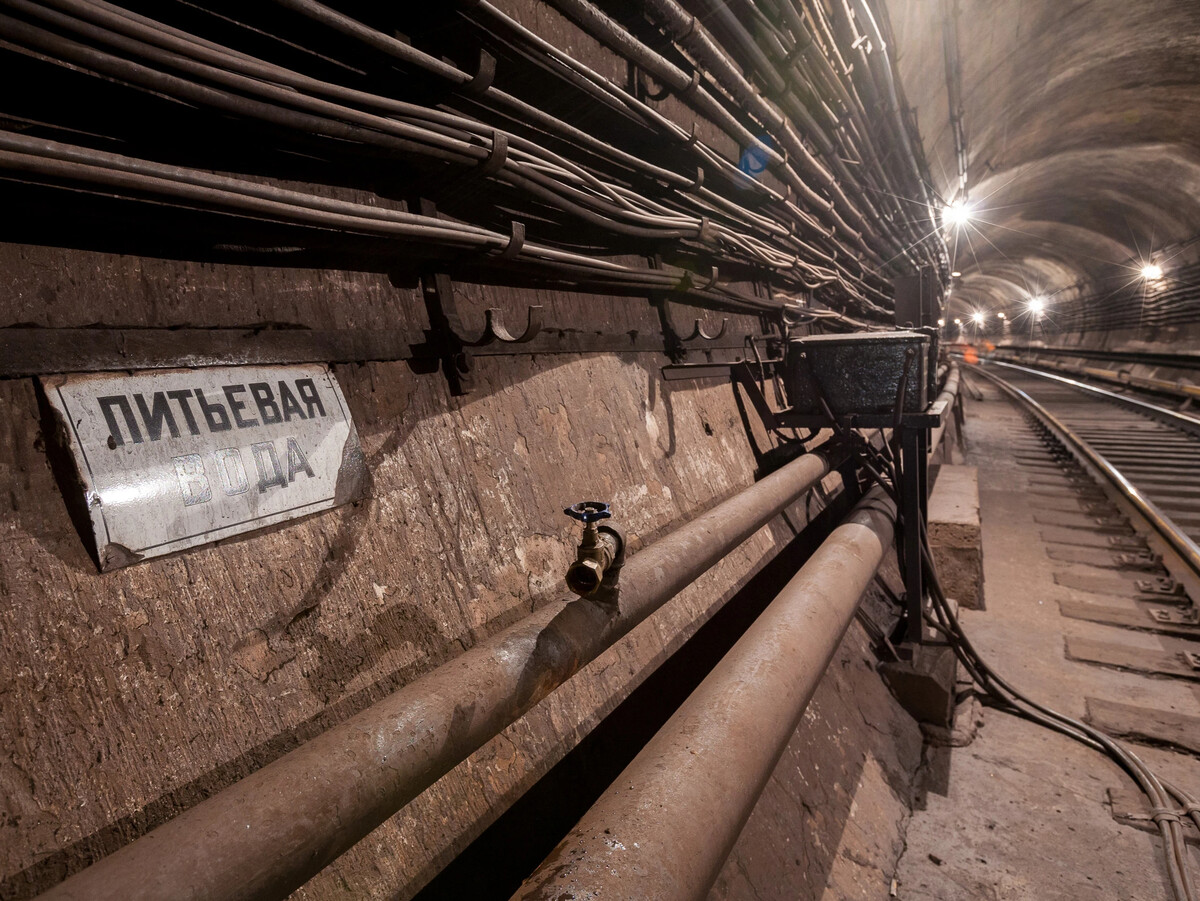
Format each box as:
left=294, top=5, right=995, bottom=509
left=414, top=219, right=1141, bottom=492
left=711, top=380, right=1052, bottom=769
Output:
left=1, top=1, right=1199, bottom=899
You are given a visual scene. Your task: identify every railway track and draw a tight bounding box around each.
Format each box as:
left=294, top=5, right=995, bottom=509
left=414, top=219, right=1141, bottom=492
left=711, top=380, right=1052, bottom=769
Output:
left=896, top=359, right=1200, bottom=901
left=974, top=360, right=1200, bottom=607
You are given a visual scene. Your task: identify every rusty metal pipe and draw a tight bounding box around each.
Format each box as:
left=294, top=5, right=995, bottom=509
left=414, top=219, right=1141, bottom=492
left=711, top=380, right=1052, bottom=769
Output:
left=928, top=361, right=961, bottom=458
left=40, top=450, right=841, bottom=901
left=512, top=486, right=897, bottom=901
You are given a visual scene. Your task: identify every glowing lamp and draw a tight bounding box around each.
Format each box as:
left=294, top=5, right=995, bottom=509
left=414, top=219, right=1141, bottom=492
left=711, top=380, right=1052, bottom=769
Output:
left=942, top=201, right=972, bottom=229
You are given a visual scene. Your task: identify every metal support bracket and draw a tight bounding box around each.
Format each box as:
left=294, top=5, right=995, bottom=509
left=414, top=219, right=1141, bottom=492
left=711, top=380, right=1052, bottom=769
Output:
left=1116, top=551, right=1163, bottom=570
left=1137, top=576, right=1189, bottom=599
left=420, top=270, right=474, bottom=396
left=1150, top=607, right=1200, bottom=626
left=723, top=355, right=936, bottom=647
left=419, top=270, right=545, bottom=394
left=654, top=294, right=727, bottom=363
left=415, top=198, right=542, bottom=394
left=900, top=424, right=930, bottom=646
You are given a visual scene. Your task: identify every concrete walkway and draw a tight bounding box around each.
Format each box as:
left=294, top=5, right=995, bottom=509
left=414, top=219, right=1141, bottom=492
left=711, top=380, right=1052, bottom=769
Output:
left=894, top=373, right=1200, bottom=900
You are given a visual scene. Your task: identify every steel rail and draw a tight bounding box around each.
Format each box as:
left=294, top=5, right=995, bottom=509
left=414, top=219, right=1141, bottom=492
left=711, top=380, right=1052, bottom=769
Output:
left=997, top=344, right=1200, bottom=372
left=993, top=353, right=1200, bottom=403
left=37, top=448, right=845, bottom=901
left=972, top=364, right=1200, bottom=584
left=986, top=359, right=1200, bottom=436
left=512, top=486, right=897, bottom=901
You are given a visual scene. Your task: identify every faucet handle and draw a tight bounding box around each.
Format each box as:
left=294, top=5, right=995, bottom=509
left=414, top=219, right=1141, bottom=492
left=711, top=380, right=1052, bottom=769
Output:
left=564, top=501, right=612, bottom=524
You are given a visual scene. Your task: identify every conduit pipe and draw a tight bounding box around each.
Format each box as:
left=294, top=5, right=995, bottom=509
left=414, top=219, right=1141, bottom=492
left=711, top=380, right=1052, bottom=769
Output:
left=40, top=449, right=843, bottom=901
left=513, top=486, right=897, bottom=901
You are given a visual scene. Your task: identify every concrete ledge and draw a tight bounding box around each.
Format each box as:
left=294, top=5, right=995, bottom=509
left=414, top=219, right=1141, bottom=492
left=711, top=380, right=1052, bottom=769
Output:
left=929, top=464, right=984, bottom=609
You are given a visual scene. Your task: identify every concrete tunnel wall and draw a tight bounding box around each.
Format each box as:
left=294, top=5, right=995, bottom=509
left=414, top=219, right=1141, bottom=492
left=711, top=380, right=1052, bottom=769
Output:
left=0, top=252, right=924, bottom=900
left=0, top=2, right=925, bottom=898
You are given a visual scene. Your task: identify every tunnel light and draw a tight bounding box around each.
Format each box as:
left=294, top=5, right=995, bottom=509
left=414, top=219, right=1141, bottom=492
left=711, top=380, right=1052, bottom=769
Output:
left=1141, top=263, right=1164, bottom=281
left=953, top=318, right=962, bottom=325
left=951, top=271, right=962, bottom=278
left=972, top=311, right=985, bottom=324
left=937, top=318, right=946, bottom=327
left=1028, top=296, right=1046, bottom=315
left=997, top=312, right=1006, bottom=319
left=942, top=201, right=973, bottom=229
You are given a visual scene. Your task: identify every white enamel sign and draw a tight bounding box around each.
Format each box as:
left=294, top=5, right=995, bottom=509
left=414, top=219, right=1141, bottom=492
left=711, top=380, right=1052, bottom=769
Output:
left=42, top=364, right=365, bottom=571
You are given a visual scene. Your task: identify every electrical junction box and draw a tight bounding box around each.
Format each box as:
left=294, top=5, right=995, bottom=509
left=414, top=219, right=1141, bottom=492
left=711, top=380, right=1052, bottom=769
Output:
left=783, top=331, right=930, bottom=418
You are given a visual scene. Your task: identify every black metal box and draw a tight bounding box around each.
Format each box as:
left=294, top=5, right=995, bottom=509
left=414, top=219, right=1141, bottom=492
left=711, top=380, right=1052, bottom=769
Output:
left=783, top=331, right=930, bottom=417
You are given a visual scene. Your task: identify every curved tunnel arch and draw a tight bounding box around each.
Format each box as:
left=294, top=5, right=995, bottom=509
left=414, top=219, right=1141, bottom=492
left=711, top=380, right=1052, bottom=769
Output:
left=888, top=0, right=1200, bottom=338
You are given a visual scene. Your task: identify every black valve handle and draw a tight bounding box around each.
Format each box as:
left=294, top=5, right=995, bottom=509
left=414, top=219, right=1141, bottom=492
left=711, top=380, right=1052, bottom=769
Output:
left=564, top=501, right=612, bottom=524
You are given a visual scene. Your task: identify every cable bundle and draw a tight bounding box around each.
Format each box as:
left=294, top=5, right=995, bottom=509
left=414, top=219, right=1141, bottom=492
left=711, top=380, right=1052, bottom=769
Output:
left=0, top=0, right=946, bottom=323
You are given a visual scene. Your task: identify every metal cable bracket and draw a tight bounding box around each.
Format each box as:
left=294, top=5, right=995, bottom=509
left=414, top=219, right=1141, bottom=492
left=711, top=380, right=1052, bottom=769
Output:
left=658, top=295, right=728, bottom=345
left=462, top=48, right=497, bottom=96
left=492, top=219, right=526, bottom=261
left=475, top=130, right=509, bottom=178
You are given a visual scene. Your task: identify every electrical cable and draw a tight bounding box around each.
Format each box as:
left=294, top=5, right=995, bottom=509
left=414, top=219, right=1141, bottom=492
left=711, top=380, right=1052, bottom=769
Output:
left=0, top=0, right=910, bottom=311
left=0, top=0, right=947, bottom=320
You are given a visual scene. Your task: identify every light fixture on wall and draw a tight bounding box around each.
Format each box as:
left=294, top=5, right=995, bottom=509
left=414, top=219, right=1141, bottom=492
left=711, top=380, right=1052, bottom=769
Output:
left=1141, top=263, right=1164, bottom=281
left=1028, top=296, right=1046, bottom=315
left=942, top=201, right=973, bottom=229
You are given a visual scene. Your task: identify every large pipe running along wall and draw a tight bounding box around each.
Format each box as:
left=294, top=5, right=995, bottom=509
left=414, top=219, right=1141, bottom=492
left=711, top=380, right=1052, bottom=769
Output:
left=513, top=486, right=898, bottom=900
left=39, top=449, right=843, bottom=901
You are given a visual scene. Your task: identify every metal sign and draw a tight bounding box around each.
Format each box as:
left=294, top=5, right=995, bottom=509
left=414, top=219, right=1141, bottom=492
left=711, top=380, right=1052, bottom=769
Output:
left=41, top=364, right=366, bottom=571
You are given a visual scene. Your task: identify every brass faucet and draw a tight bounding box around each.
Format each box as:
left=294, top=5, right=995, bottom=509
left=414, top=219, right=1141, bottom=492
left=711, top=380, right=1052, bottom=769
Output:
left=564, top=501, right=625, bottom=599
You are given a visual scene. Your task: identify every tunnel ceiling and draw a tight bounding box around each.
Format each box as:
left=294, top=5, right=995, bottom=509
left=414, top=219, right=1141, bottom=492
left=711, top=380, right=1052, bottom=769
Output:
left=886, top=0, right=1200, bottom=331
